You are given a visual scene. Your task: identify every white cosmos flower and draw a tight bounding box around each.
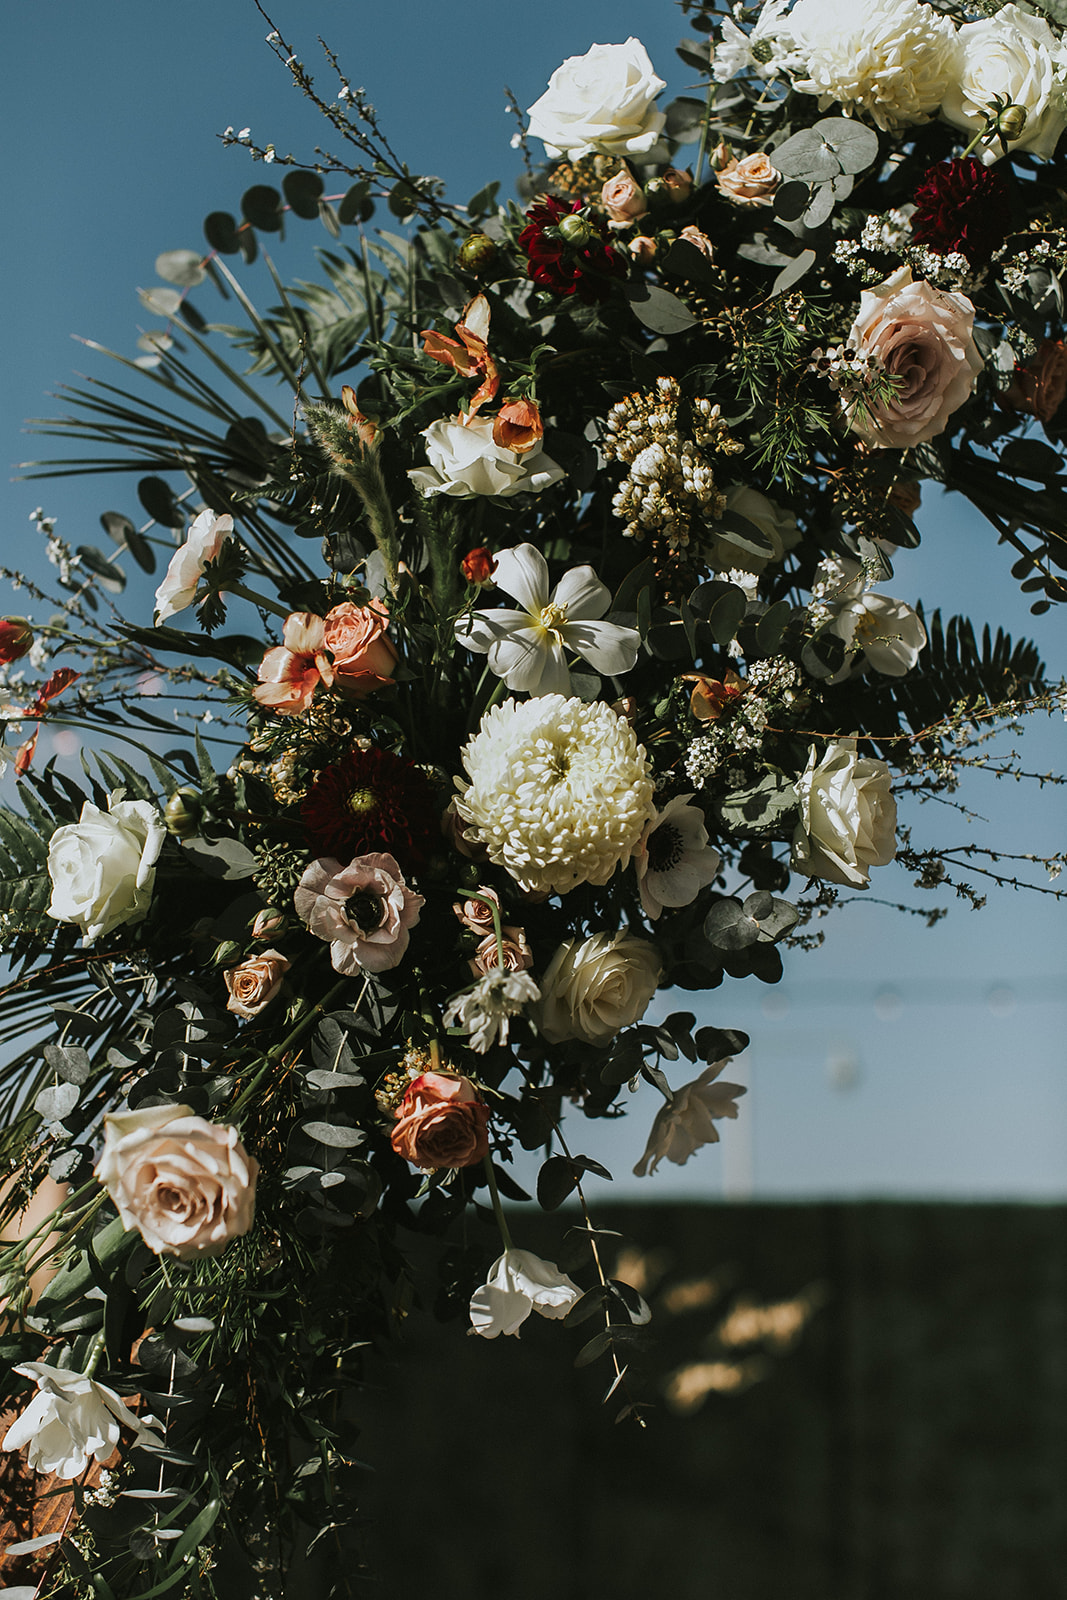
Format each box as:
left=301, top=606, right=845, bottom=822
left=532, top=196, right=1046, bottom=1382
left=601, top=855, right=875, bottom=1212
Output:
left=634, top=1061, right=747, bottom=1177
left=469, top=1248, right=582, bottom=1338
left=2, top=1362, right=161, bottom=1479
left=713, top=0, right=802, bottom=84
left=634, top=794, right=721, bottom=921
left=455, top=544, right=640, bottom=696
left=154, top=509, right=233, bottom=625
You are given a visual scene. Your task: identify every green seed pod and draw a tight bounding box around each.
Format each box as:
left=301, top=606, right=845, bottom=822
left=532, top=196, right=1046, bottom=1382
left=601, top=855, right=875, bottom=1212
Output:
left=996, top=103, right=1028, bottom=142
left=457, top=232, right=498, bottom=272
left=164, top=787, right=202, bottom=838
left=557, top=212, right=596, bottom=245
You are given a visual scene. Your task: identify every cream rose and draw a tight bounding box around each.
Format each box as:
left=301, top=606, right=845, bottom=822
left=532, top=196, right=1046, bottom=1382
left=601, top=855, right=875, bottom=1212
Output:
left=408, top=416, right=565, bottom=499
left=224, top=949, right=291, bottom=1018
left=788, top=0, right=955, bottom=132
left=47, top=796, right=166, bottom=944
left=844, top=267, right=983, bottom=449
left=95, top=1104, right=258, bottom=1259
left=537, top=931, right=661, bottom=1046
left=942, top=5, right=1067, bottom=164
left=715, top=152, right=781, bottom=207
left=154, top=509, right=233, bottom=625
left=526, top=38, right=667, bottom=162
left=791, top=740, right=897, bottom=888
left=601, top=169, right=648, bottom=229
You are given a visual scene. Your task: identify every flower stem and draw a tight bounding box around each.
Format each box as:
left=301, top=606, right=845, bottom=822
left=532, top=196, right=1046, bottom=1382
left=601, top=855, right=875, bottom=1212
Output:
left=482, top=1155, right=514, bottom=1251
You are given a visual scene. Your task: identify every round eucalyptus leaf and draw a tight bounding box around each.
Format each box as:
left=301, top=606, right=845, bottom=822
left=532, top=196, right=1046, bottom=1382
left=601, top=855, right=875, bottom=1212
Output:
left=137, top=475, right=185, bottom=529
left=283, top=169, right=324, bottom=219
left=139, top=286, right=182, bottom=318
left=204, top=210, right=241, bottom=254
left=770, top=126, right=841, bottom=183
left=241, top=184, right=284, bottom=232
left=814, top=116, right=880, bottom=176
left=155, top=249, right=206, bottom=287
left=338, top=181, right=373, bottom=225
left=76, top=545, right=126, bottom=593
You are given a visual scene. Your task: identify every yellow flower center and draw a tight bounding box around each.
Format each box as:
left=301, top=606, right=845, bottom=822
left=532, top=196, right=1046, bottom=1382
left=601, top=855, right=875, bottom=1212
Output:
left=538, top=601, right=569, bottom=639
left=347, top=786, right=379, bottom=815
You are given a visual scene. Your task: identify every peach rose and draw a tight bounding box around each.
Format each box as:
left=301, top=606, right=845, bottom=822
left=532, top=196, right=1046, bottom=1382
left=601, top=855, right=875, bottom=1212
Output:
left=716, top=152, right=781, bottom=207
left=224, top=949, right=290, bottom=1018
left=95, top=1105, right=257, bottom=1259
left=253, top=612, right=333, bottom=716
left=601, top=169, right=648, bottom=229
left=469, top=925, right=533, bottom=978
left=678, top=225, right=714, bottom=258
left=1004, top=339, right=1067, bottom=424
left=390, top=1071, right=490, bottom=1170
left=322, top=599, right=399, bottom=699
left=453, top=886, right=500, bottom=934
left=844, top=266, right=983, bottom=449
left=461, top=546, right=497, bottom=585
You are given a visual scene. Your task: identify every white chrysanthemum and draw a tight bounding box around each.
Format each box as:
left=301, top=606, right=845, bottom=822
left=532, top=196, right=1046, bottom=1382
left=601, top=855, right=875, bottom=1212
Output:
left=713, top=0, right=802, bottom=85
left=454, top=695, right=656, bottom=896
left=443, top=969, right=541, bottom=1054
left=788, top=0, right=955, bottom=132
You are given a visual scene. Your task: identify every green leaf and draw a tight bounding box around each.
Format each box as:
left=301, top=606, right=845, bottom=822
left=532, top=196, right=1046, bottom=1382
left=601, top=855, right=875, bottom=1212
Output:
left=204, top=211, right=242, bottom=254
left=466, top=181, right=500, bottom=218
left=338, top=181, right=374, bottom=225
left=694, top=1025, right=750, bottom=1061
left=165, top=1500, right=221, bottom=1574
left=537, top=1155, right=579, bottom=1211
left=283, top=170, right=325, bottom=219
left=301, top=1122, right=365, bottom=1148
left=155, top=250, right=206, bottom=288
left=773, top=181, right=810, bottom=222
left=772, top=248, right=816, bottom=298
left=755, top=599, right=794, bottom=655
left=318, top=199, right=342, bottom=239
left=626, top=283, right=698, bottom=335
left=816, top=116, right=880, bottom=176
left=138, top=286, right=182, bottom=318
left=388, top=179, right=419, bottom=219
left=100, top=511, right=156, bottom=575
left=75, top=545, right=126, bottom=593
left=241, top=184, right=284, bottom=232
left=716, top=771, right=799, bottom=839
left=137, top=476, right=184, bottom=530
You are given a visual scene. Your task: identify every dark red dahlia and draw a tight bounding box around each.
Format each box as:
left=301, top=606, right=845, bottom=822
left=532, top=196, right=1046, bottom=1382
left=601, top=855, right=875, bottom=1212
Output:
left=519, top=194, right=627, bottom=303
left=911, top=159, right=1011, bottom=268
left=301, top=747, right=438, bottom=870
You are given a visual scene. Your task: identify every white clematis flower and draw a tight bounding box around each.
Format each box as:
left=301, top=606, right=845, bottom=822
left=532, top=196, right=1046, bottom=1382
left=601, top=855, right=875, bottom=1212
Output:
left=454, top=543, right=640, bottom=696
left=2, top=1362, right=162, bottom=1479
left=634, top=1061, right=747, bottom=1177
left=634, top=794, right=721, bottom=921
left=469, top=1248, right=582, bottom=1338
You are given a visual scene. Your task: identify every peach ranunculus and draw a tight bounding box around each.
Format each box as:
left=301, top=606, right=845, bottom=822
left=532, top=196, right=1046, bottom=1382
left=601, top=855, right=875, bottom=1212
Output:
left=600, top=169, right=648, bottom=229
left=715, top=152, right=781, bottom=207
left=294, top=853, right=424, bottom=976
left=1004, top=339, right=1067, bottom=425
left=491, top=398, right=544, bottom=455
left=94, top=1104, right=258, bottom=1259
left=390, top=1071, right=490, bottom=1170
left=420, top=293, right=499, bottom=421
left=843, top=267, right=983, bottom=449
left=469, top=925, right=533, bottom=978
left=224, top=949, right=291, bottom=1018
left=253, top=612, right=333, bottom=716
left=154, top=509, right=233, bottom=625
left=322, top=599, right=399, bottom=699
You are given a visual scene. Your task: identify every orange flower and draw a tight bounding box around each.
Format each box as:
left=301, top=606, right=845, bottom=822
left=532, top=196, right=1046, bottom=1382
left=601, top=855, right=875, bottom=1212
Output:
left=390, top=1071, right=490, bottom=1170
left=13, top=667, right=81, bottom=775
left=322, top=598, right=398, bottom=700
left=461, top=546, right=497, bottom=585
left=684, top=670, right=744, bottom=723
left=253, top=612, right=333, bottom=716
left=491, top=397, right=544, bottom=455
left=421, top=293, right=499, bottom=420
left=340, top=386, right=378, bottom=448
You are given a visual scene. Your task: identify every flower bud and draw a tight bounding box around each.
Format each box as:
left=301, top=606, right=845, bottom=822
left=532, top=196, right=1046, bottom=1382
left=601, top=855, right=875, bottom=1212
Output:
left=457, top=232, right=498, bottom=272
left=996, top=103, right=1028, bottom=141
left=212, top=940, right=243, bottom=966
left=0, top=618, right=33, bottom=664
left=557, top=212, right=596, bottom=245
left=461, top=546, right=497, bottom=586
left=250, top=906, right=287, bottom=941
left=661, top=167, right=694, bottom=202
left=164, top=787, right=202, bottom=838
left=492, top=398, right=543, bottom=455
left=710, top=141, right=732, bottom=172
left=629, top=235, right=657, bottom=264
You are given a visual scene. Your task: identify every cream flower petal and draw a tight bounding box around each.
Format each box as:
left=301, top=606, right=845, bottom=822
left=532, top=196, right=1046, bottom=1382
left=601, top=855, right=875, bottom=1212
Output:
left=492, top=543, right=549, bottom=615
left=488, top=627, right=570, bottom=695
left=454, top=608, right=535, bottom=652
left=551, top=564, right=610, bottom=621
left=561, top=618, right=641, bottom=677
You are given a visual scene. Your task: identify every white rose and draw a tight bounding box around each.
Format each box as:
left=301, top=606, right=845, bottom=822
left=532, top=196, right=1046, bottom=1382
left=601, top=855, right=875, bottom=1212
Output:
left=469, top=1249, right=582, bottom=1338
left=47, top=796, right=166, bottom=943
left=2, top=1361, right=161, bottom=1479
left=788, top=0, right=955, bottom=132
left=408, top=416, right=565, bottom=499
left=537, top=931, right=661, bottom=1046
left=633, top=1061, right=747, bottom=1177
left=942, top=5, right=1067, bottom=164
left=154, top=508, right=233, bottom=624
left=526, top=38, right=667, bottom=162
left=95, top=1103, right=258, bottom=1259
left=791, top=740, right=897, bottom=888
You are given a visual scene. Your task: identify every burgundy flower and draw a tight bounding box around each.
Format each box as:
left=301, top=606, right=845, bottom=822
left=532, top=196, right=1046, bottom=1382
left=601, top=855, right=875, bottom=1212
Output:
left=911, top=159, right=1011, bottom=268
left=518, top=195, right=627, bottom=304
left=301, top=747, right=438, bottom=869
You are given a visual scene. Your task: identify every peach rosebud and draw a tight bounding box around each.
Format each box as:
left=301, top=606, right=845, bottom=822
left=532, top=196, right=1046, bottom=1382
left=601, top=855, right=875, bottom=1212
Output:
left=0, top=618, right=33, bottom=664
left=679, top=224, right=714, bottom=258
left=224, top=949, right=290, bottom=1018
left=601, top=169, right=648, bottom=229
left=253, top=612, right=333, bottom=716
left=251, top=906, right=287, bottom=941
left=469, top=925, right=533, bottom=978
left=686, top=671, right=744, bottom=722
left=95, top=1105, right=258, bottom=1259
left=390, top=1071, right=490, bottom=1170
left=491, top=397, right=544, bottom=455
left=461, top=546, right=497, bottom=586
left=340, top=386, right=377, bottom=448
left=322, top=598, right=398, bottom=700
left=716, top=153, right=781, bottom=207
left=661, top=167, right=693, bottom=202
left=629, top=235, right=657, bottom=264
left=453, top=886, right=500, bottom=934
left=1004, top=339, right=1067, bottom=425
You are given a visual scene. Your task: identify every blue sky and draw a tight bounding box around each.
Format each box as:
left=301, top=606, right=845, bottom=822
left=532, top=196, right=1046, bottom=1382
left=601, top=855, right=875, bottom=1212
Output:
left=2, top=1, right=1064, bottom=1199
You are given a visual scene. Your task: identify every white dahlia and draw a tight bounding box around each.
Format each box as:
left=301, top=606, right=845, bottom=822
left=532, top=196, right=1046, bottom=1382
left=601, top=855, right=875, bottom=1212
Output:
left=454, top=695, right=655, bottom=895
left=788, top=0, right=955, bottom=132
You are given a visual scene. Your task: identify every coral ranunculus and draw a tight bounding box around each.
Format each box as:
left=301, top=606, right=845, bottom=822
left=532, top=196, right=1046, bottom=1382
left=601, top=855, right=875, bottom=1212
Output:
left=911, top=159, right=1012, bottom=267
left=390, top=1071, right=490, bottom=1170
left=254, top=612, right=333, bottom=716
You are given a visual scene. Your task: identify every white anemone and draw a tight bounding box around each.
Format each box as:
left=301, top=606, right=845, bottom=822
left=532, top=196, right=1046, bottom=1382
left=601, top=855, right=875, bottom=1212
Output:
left=634, top=794, right=721, bottom=921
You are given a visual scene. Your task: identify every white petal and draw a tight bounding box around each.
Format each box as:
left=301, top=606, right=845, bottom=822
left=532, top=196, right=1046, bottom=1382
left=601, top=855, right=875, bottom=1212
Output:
left=551, top=564, right=609, bottom=621
left=488, top=629, right=570, bottom=695
left=455, top=608, right=534, bottom=654
left=470, top=1282, right=532, bottom=1338
left=492, top=544, right=548, bottom=615
left=562, top=618, right=641, bottom=677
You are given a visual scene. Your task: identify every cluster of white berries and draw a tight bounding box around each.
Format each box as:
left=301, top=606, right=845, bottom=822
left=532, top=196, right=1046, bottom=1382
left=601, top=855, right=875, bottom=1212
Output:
left=832, top=230, right=972, bottom=290
left=601, top=379, right=739, bottom=555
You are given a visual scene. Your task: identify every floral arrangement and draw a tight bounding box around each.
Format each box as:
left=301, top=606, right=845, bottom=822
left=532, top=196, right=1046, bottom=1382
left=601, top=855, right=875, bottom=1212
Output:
left=1, top=1, right=1065, bottom=1591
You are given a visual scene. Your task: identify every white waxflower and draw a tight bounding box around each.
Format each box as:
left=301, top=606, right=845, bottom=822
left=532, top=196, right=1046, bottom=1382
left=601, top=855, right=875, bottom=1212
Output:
left=2, top=1362, right=161, bottom=1479
left=454, top=543, right=640, bottom=697
left=787, top=0, right=956, bottom=132
left=454, top=695, right=655, bottom=896
left=791, top=739, right=897, bottom=888
left=408, top=416, right=565, bottom=499
left=942, top=5, right=1067, bottom=164
left=470, top=1249, right=582, bottom=1338
left=526, top=38, right=667, bottom=161
left=154, top=509, right=233, bottom=624
left=634, top=794, right=721, bottom=921
left=443, top=969, right=541, bottom=1054
left=634, top=1061, right=747, bottom=1176
left=47, top=795, right=166, bottom=944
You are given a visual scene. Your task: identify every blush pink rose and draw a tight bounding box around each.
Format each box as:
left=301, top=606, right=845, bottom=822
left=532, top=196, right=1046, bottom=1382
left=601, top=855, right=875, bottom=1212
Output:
left=469, top=925, right=533, bottom=978
left=716, top=152, right=781, bottom=207
left=224, top=949, right=290, bottom=1018
left=601, top=169, right=648, bottom=229
left=322, top=599, right=399, bottom=699
left=844, top=266, right=983, bottom=449
left=390, top=1071, right=490, bottom=1170
left=294, top=852, right=424, bottom=975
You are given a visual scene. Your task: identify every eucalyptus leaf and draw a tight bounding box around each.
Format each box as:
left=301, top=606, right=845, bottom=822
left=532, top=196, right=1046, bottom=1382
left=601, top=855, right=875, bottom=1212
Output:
left=203, top=211, right=242, bottom=254
left=75, top=545, right=126, bottom=594
left=155, top=249, right=206, bottom=288
left=35, top=1082, right=80, bottom=1122
left=626, top=283, right=698, bottom=335
left=138, top=286, right=182, bottom=318
left=242, top=184, right=284, bottom=232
